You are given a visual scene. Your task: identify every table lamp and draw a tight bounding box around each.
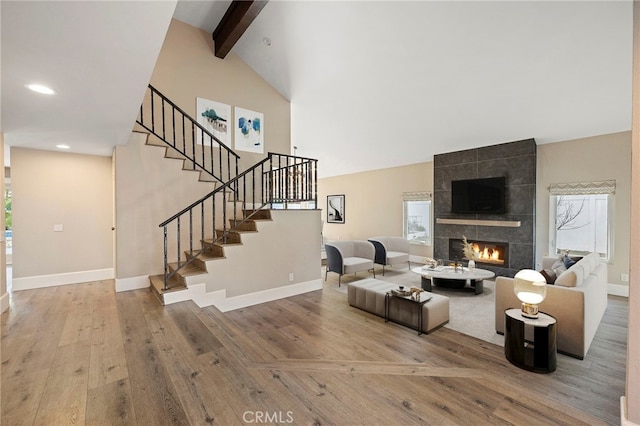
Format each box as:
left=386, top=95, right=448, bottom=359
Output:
left=513, top=269, right=547, bottom=318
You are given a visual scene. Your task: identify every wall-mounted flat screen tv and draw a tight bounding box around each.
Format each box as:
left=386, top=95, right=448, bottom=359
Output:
left=451, top=176, right=506, bottom=214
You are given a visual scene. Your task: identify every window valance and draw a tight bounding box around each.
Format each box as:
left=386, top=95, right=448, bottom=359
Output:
left=402, top=191, right=431, bottom=201
left=549, top=179, right=616, bottom=195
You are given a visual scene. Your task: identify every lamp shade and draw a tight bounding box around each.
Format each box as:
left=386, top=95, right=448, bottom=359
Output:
left=513, top=269, right=547, bottom=318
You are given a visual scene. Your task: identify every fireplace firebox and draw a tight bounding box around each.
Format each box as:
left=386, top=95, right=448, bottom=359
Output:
left=448, top=238, right=509, bottom=267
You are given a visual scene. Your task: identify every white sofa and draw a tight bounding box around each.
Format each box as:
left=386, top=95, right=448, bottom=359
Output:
left=368, top=236, right=411, bottom=275
left=324, top=240, right=375, bottom=286
left=494, top=252, right=608, bottom=359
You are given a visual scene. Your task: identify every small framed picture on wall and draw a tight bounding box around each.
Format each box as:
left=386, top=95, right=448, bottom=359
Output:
left=327, top=194, right=345, bottom=224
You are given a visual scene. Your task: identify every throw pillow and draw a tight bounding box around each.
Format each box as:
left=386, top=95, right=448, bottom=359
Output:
left=555, top=269, right=578, bottom=287
left=551, top=258, right=567, bottom=277
left=540, top=269, right=556, bottom=285
left=563, top=254, right=577, bottom=269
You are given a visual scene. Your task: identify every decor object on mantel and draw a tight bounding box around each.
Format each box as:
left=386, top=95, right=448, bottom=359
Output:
left=462, top=236, right=479, bottom=261
left=513, top=269, right=547, bottom=318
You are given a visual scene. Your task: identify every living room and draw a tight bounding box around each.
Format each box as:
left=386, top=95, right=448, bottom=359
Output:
left=1, top=1, right=639, bottom=424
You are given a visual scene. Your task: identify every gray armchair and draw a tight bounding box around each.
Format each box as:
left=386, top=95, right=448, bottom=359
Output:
left=324, top=240, right=375, bottom=286
left=368, top=236, right=410, bottom=275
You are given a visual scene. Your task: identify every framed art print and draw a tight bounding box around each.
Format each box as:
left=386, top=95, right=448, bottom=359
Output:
left=196, top=97, right=231, bottom=147
left=234, top=106, right=264, bottom=153
left=327, top=194, right=345, bottom=224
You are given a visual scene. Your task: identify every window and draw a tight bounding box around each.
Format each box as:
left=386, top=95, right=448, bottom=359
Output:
left=403, top=192, right=431, bottom=245
left=549, top=180, right=614, bottom=260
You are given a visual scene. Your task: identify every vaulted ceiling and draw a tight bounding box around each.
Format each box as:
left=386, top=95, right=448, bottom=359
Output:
left=1, top=1, right=633, bottom=177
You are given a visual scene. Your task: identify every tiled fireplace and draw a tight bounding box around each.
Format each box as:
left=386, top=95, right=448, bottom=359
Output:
left=433, top=139, right=536, bottom=277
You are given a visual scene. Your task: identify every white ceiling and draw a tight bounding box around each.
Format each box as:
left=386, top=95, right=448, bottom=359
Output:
left=1, top=1, right=177, bottom=160
left=2, top=1, right=634, bottom=178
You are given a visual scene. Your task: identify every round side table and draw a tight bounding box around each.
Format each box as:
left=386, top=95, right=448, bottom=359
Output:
left=504, top=308, right=557, bottom=373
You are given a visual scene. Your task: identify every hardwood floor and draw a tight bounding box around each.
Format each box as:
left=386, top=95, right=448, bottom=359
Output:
left=1, top=279, right=627, bottom=425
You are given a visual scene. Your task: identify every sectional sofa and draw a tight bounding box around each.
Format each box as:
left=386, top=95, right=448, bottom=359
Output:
left=494, top=252, right=608, bottom=359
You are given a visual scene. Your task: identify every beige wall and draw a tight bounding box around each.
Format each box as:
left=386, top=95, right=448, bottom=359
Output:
left=150, top=18, right=291, bottom=170
left=318, top=162, right=434, bottom=260
left=114, top=18, right=294, bottom=284
left=625, top=2, right=639, bottom=421
left=318, top=132, right=631, bottom=286
left=11, top=148, right=114, bottom=280
left=114, top=132, right=214, bottom=281
left=536, top=132, right=631, bottom=286
left=0, top=133, right=6, bottom=312
left=200, top=209, right=321, bottom=298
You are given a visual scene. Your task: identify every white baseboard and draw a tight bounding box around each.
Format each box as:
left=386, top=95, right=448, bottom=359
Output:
left=0, top=291, right=9, bottom=313
left=409, top=255, right=426, bottom=264
left=163, top=279, right=323, bottom=312
left=621, top=397, right=640, bottom=426
left=12, top=268, right=114, bottom=291
left=609, top=283, right=629, bottom=297
left=115, top=275, right=150, bottom=292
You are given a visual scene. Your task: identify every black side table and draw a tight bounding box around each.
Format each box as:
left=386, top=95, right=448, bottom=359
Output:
left=384, top=291, right=431, bottom=335
left=504, top=308, right=557, bottom=373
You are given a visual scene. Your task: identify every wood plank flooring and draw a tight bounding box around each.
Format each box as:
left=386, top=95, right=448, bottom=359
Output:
left=1, top=278, right=627, bottom=425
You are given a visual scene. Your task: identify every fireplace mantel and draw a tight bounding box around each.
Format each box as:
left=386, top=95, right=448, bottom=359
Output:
left=436, top=218, right=521, bottom=228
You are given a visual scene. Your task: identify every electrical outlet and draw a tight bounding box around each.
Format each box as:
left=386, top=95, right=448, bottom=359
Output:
left=289, top=273, right=294, bottom=282
left=621, top=273, right=629, bottom=282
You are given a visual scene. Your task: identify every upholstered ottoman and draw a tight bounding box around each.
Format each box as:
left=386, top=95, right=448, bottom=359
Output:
left=347, top=278, right=449, bottom=334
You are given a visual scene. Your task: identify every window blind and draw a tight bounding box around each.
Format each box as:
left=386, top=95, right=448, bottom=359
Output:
left=549, top=180, right=615, bottom=196
left=402, top=191, right=431, bottom=201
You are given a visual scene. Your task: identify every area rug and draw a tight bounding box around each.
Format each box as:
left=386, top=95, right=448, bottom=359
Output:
left=325, top=267, right=504, bottom=346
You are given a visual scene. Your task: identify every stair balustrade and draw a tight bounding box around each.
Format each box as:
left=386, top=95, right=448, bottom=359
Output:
left=136, top=84, right=318, bottom=291
left=137, top=84, right=239, bottom=185
left=158, top=153, right=318, bottom=290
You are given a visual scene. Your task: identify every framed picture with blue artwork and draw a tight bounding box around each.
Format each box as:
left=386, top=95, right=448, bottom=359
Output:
left=234, top=106, right=264, bottom=153
left=196, top=98, right=231, bottom=147
left=327, top=194, right=345, bottom=224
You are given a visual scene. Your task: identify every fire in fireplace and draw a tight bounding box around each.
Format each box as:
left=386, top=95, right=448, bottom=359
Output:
left=449, top=238, right=509, bottom=267
left=469, top=242, right=503, bottom=264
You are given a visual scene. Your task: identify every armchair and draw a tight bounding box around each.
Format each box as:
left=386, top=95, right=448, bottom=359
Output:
left=324, top=240, right=376, bottom=286
left=368, top=237, right=410, bottom=275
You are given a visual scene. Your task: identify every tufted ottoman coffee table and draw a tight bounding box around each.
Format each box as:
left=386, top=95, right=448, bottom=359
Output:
left=347, top=278, right=449, bottom=334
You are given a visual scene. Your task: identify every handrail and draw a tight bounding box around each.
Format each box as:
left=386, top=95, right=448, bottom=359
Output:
left=159, top=156, right=270, bottom=227
left=158, top=151, right=318, bottom=290
left=137, top=84, right=239, bottom=185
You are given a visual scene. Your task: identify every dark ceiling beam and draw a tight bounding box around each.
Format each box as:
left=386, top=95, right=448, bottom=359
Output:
left=212, top=0, right=269, bottom=59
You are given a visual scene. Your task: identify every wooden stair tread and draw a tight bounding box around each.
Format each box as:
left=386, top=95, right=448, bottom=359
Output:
left=243, top=209, right=272, bottom=220
left=149, top=274, right=185, bottom=292
left=168, top=262, right=207, bottom=276
left=185, top=249, right=225, bottom=261
left=149, top=275, right=187, bottom=304
left=202, top=238, right=243, bottom=247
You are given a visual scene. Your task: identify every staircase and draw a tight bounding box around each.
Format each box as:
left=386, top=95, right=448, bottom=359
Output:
left=135, top=85, right=318, bottom=305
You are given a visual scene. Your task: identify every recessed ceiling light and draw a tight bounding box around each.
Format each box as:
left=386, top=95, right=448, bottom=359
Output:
left=263, top=37, right=272, bottom=47
left=56, top=144, right=70, bottom=150
left=25, top=83, right=55, bottom=95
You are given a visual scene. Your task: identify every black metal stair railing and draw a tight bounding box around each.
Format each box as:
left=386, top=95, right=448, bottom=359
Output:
left=136, top=84, right=239, bottom=185
left=159, top=153, right=318, bottom=290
